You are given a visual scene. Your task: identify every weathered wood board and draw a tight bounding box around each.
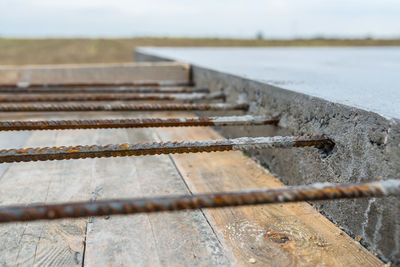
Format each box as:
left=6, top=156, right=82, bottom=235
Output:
left=83, top=112, right=231, bottom=266
left=0, top=119, right=94, bottom=266
left=156, top=114, right=384, bottom=266
left=0, top=62, right=190, bottom=86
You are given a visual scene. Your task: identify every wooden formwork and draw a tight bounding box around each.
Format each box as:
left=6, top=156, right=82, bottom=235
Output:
left=0, top=62, right=190, bottom=86
left=0, top=63, right=384, bottom=266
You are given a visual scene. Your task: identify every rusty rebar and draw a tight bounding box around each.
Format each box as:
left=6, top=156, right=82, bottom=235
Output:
left=0, top=179, right=398, bottom=223
left=0, top=136, right=333, bottom=164
left=0, top=103, right=247, bottom=112
left=0, top=92, right=224, bottom=103
left=0, top=115, right=279, bottom=131
left=0, top=86, right=208, bottom=94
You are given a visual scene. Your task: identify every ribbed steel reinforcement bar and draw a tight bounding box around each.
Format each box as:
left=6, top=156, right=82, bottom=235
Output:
left=0, top=115, right=279, bottom=131
left=0, top=92, right=224, bottom=103
left=0, top=136, right=333, bottom=163
left=0, top=86, right=208, bottom=94
left=0, top=103, right=247, bottom=112
left=0, top=179, right=398, bottom=223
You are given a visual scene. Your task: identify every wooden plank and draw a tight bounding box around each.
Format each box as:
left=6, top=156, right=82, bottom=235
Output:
left=0, top=62, right=190, bottom=86
left=156, top=122, right=384, bottom=266
left=0, top=69, right=18, bottom=86
left=83, top=113, right=232, bottom=266
left=0, top=114, right=34, bottom=266
left=0, top=114, right=98, bottom=266
left=0, top=127, right=32, bottom=178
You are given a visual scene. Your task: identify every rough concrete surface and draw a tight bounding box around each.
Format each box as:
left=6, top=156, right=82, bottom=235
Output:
left=136, top=50, right=400, bottom=265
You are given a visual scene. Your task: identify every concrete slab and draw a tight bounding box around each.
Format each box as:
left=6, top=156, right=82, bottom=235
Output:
left=137, top=47, right=400, bottom=119
left=136, top=47, right=400, bottom=265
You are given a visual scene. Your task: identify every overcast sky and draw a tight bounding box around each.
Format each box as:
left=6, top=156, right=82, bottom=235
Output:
left=1, top=0, right=399, bottom=38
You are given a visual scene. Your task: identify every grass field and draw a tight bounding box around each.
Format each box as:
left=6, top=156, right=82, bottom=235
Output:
left=1, top=37, right=399, bottom=65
